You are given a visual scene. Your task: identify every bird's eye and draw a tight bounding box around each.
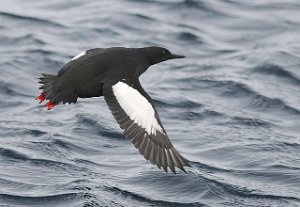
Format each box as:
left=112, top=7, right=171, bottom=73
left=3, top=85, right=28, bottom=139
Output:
left=162, top=50, right=166, bottom=54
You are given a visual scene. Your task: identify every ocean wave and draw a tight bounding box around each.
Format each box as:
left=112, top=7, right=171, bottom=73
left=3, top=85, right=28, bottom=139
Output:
left=176, top=32, right=202, bottom=43
left=1, top=0, right=300, bottom=206
left=75, top=114, right=122, bottom=139
left=0, top=192, right=89, bottom=206
left=0, top=147, right=29, bottom=160
left=252, top=63, right=300, bottom=85
left=224, top=116, right=274, bottom=128
left=180, top=78, right=300, bottom=115
left=0, top=11, right=65, bottom=28
left=170, top=0, right=225, bottom=16
left=104, top=186, right=207, bottom=207
left=188, top=167, right=300, bottom=203
left=154, top=98, right=203, bottom=109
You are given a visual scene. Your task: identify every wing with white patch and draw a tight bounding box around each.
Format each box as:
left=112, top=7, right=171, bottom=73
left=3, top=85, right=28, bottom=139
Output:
left=104, top=80, right=190, bottom=173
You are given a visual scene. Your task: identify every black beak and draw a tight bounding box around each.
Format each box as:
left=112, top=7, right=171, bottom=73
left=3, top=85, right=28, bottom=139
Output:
left=169, top=54, right=186, bottom=59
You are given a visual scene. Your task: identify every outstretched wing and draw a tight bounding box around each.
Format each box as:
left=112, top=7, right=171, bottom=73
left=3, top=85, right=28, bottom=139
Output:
left=103, top=79, right=190, bottom=173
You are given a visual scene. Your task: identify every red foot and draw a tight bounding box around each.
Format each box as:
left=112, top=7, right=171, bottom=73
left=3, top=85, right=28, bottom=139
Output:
left=45, top=101, right=56, bottom=110
left=36, top=93, right=46, bottom=103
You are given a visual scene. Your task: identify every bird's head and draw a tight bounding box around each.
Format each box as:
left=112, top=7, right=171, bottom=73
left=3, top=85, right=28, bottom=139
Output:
left=137, top=46, right=185, bottom=66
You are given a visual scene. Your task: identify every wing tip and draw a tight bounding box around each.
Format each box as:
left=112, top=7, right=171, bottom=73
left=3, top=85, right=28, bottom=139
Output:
left=166, top=160, right=191, bottom=174
left=150, top=147, right=191, bottom=174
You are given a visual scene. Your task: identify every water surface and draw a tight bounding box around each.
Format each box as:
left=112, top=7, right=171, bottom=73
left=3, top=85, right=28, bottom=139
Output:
left=0, top=0, right=300, bottom=206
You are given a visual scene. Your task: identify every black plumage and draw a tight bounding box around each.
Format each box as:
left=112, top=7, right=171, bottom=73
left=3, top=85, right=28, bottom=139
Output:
left=37, top=46, right=190, bottom=173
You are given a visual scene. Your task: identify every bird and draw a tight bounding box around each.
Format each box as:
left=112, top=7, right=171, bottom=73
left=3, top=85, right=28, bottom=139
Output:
left=37, top=46, right=190, bottom=173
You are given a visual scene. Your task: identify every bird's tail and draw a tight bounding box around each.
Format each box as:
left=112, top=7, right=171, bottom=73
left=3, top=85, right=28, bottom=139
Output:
left=37, top=73, right=78, bottom=109
left=37, top=73, right=58, bottom=110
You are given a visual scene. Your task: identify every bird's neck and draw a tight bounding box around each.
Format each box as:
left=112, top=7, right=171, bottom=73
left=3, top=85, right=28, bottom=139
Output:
left=136, top=48, right=158, bottom=66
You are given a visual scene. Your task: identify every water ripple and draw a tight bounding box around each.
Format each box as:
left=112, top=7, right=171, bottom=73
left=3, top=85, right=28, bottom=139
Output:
left=1, top=0, right=300, bottom=206
left=0, top=192, right=89, bottom=206
left=104, top=186, right=207, bottom=207
left=252, top=63, right=300, bottom=85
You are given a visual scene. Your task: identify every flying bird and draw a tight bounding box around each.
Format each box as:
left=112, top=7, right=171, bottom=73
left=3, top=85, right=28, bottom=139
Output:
left=37, top=46, right=190, bottom=173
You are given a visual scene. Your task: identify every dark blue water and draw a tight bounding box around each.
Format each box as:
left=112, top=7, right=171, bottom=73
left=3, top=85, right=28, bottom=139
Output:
left=1, top=0, right=300, bottom=206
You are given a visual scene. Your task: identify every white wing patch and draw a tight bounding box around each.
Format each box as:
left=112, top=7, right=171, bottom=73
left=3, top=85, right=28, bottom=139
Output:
left=112, top=81, right=163, bottom=135
left=71, top=50, right=86, bottom=61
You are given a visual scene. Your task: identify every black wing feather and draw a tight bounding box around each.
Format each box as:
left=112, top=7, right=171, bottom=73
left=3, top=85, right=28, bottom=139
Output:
left=103, top=80, right=190, bottom=173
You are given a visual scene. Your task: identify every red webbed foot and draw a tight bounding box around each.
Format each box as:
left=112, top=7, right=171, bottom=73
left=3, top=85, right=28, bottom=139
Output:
left=36, top=93, right=46, bottom=103
left=45, top=100, right=56, bottom=110
left=36, top=92, right=57, bottom=110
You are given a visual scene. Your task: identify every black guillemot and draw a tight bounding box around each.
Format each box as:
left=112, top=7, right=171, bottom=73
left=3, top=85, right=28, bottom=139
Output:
left=37, top=46, right=190, bottom=173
